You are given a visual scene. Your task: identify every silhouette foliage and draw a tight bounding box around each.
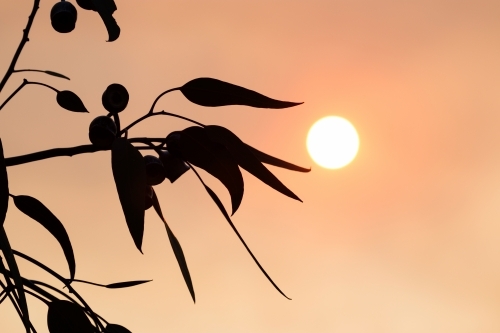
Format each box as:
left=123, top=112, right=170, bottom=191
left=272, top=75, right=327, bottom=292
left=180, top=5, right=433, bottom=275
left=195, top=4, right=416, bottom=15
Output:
left=0, top=1, right=309, bottom=332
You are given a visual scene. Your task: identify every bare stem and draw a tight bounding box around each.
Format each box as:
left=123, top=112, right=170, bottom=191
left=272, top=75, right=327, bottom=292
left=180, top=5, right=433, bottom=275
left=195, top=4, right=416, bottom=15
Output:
left=0, top=80, right=27, bottom=111
left=5, top=144, right=106, bottom=167
left=149, top=87, right=180, bottom=113
left=0, top=0, right=40, bottom=93
left=120, top=110, right=205, bottom=135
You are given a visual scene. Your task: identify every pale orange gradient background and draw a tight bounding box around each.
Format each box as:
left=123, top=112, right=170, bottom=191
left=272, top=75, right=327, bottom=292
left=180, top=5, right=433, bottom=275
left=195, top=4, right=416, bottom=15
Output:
left=1, top=0, right=500, bottom=332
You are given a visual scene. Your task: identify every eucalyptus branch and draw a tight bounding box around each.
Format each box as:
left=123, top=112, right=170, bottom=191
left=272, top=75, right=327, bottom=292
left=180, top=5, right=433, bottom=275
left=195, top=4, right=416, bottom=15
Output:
left=0, top=0, right=40, bottom=93
left=12, top=250, right=105, bottom=332
left=25, top=80, right=59, bottom=93
left=5, top=144, right=106, bottom=167
left=149, top=87, right=180, bottom=113
left=120, top=110, right=205, bottom=135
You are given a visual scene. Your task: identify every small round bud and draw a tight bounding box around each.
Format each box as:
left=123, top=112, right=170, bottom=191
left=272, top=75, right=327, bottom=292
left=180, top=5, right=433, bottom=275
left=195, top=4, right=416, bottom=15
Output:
left=144, top=155, right=166, bottom=186
left=102, top=84, right=129, bottom=113
left=165, top=132, right=182, bottom=157
left=88, top=116, right=117, bottom=149
left=159, top=150, right=190, bottom=183
left=51, top=1, right=78, bottom=34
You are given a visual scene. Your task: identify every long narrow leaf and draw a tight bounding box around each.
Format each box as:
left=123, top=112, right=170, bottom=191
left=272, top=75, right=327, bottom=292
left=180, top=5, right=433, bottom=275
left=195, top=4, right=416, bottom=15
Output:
left=245, top=144, right=311, bottom=173
left=111, top=138, right=147, bottom=252
left=197, top=175, right=290, bottom=299
left=44, top=71, right=70, bottom=80
left=205, top=126, right=302, bottom=202
left=12, top=195, right=75, bottom=280
left=72, top=279, right=151, bottom=289
left=180, top=126, right=243, bottom=214
left=0, top=139, right=8, bottom=226
left=180, top=78, right=302, bottom=109
left=151, top=189, right=195, bottom=303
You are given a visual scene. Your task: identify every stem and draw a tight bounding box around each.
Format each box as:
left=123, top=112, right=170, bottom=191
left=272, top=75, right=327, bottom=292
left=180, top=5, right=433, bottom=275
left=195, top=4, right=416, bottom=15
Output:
left=13, top=69, right=44, bottom=74
left=120, top=110, right=205, bottom=135
left=0, top=80, right=27, bottom=111
left=149, top=87, right=180, bottom=113
left=0, top=0, right=40, bottom=93
left=5, top=144, right=106, bottom=167
left=25, top=80, right=59, bottom=93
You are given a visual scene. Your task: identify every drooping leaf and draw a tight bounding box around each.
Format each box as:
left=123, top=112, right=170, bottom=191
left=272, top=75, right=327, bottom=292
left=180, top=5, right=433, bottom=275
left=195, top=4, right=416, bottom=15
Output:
left=0, top=228, right=30, bottom=330
left=201, top=181, right=290, bottom=300
left=90, top=0, right=120, bottom=41
left=111, top=138, right=147, bottom=252
left=0, top=139, right=8, bottom=226
left=56, top=90, right=88, bottom=113
left=179, top=126, right=243, bottom=214
left=44, top=71, right=70, bottom=80
left=106, top=323, right=132, bottom=333
left=151, top=189, right=195, bottom=303
left=47, top=300, right=94, bottom=333
left=106, top=280, right=152, bottom=289
left=12, top=195, right=75, bottom=280
left=245, top=144, right=311, bottom=172
left=205, top=125, right=302, bottom=202
left=180, top=78, right=303, bottom=109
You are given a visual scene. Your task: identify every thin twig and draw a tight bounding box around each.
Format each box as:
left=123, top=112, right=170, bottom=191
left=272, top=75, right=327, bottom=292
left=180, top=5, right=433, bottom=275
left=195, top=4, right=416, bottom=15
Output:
left=0, top=0, right=40, bottom=93
left=120, top=110, right=204, bottom=135
left=5, top=144, right=106, bottom=167
left=0, top=79, right=27, bottom=111
left=149, top=87, right=180, bottom=113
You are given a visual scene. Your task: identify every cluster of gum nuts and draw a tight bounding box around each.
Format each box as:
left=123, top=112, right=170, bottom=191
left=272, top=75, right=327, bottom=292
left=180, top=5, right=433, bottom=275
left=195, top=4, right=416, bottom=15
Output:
left=89, top=84, right=190, bottom=210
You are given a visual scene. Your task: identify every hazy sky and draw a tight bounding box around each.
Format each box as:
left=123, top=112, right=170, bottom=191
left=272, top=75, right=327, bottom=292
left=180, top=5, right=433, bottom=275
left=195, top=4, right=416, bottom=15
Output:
left=1, top=0, right=500, bottom=332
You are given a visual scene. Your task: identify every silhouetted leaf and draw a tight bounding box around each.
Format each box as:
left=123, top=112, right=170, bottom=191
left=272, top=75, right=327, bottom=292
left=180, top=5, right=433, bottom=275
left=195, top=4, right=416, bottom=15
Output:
left=90, top=0, right=120, bottom=41
left=106, top=280, right=151, bottom=289
left=201, top=181, right=290, bottom=300
left=12, top=195, right=76, bottom=281
left=112, top=138, right=147, bottom=252
left=151, top=189, right=195, bottom=303
left=180, top=78, right=303, bottom=108
left=0, top=228, right=30, bottom=330
left=179, top=126, right=243, bottom=214
left=106, top=323, right=132, bottom=333
left=44, top=71, right=70, bottom=80
left=205, top=125, right=302, bottom=202
left=56, top=90, right=88, bottom=113
left=245, top=144, right=311, bottom=172
left=47, top=300, right=94, bottom=333
left=0, top=139, right=8, bottom=226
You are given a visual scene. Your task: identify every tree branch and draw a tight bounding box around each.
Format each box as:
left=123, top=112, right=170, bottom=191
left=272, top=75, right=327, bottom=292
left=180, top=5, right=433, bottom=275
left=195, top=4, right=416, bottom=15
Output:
left=5, top=144, right=106, bottom=167
left=0, top=0, right=40, bottom=93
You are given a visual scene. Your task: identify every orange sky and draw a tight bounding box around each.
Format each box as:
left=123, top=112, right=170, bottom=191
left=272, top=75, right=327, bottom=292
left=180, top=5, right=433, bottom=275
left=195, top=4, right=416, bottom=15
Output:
left=1, top=0, right=500, bottom=332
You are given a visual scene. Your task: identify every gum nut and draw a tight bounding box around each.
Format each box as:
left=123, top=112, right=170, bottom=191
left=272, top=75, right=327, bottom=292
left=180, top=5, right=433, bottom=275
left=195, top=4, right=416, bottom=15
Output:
left=144, top=155, right=166, bottom=186
left=102, top=84, right=129, bottom=113
left=165, top=131, right=182, bottom=157
left=144, top=186, right=154, bottom=210
left=159, top=150, right=190, bottom=183
left=88, top=116, right=117, bottom=149
left=51, top=1, right=77, bottom=33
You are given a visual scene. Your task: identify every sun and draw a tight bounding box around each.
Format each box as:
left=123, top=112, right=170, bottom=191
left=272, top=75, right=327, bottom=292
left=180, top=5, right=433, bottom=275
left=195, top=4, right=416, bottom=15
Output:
left=307, top=116, right=359, bottom=169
